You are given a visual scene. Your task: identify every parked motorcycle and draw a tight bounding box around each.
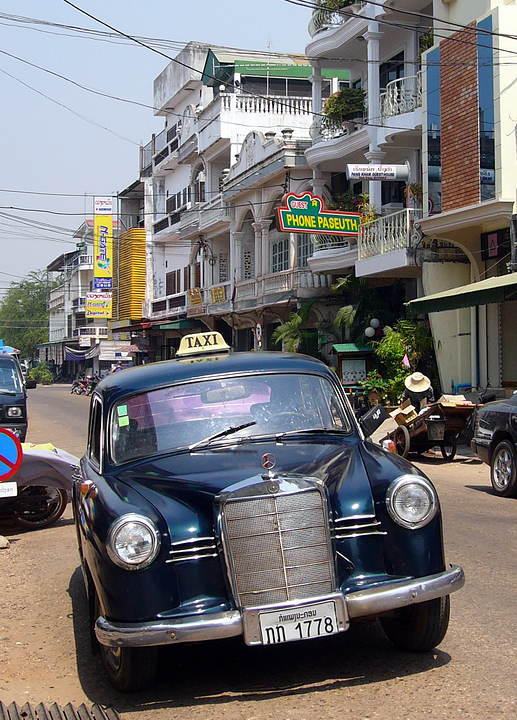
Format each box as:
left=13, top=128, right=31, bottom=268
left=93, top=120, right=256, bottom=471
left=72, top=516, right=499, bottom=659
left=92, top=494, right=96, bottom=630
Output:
left=85, top=373, right=101, bottom=396
left=71, top=375, right=89, bottom=395
left=0, top=442, right=78, bottom=529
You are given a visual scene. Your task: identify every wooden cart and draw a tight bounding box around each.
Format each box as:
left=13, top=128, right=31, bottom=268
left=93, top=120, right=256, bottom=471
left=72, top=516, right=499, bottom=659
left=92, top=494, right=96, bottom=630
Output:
left=383, top=402, right=476, bottom=461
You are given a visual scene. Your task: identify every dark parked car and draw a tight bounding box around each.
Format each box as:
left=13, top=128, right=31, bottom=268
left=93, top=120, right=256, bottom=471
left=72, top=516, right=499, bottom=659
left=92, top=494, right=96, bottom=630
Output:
left=0, top=353, right=29, bottom=441
left=73, top=332, right=464, bottom=692
left=471, top=392, right=517, bottom=496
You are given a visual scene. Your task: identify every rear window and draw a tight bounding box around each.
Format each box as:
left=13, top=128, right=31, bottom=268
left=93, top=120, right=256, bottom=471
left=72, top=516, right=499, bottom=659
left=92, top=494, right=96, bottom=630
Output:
left=110, top=372, right=351, bottom=464
left=0, top=357, right=23, bottom=393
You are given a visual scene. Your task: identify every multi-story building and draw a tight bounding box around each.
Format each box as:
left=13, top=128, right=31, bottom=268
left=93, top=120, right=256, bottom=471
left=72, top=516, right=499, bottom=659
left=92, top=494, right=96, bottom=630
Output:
left=305, top=0, right=517, bottom=394
left=138, top=42, right=348, bottom=358
left=42, top=219, right=136, bottom=377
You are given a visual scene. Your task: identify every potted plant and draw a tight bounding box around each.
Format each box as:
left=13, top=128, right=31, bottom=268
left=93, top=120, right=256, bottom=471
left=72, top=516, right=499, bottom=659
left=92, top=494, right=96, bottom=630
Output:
left=361, top=371, right=389, bottom=405
left=323, top=88, right=366, bottom=122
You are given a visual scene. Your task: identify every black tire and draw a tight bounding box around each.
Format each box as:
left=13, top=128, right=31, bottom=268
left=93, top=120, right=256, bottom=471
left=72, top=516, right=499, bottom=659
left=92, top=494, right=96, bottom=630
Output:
left=14, top=486, right=68, bottom=529
left=490, top=440, right=517, bottom=497
left=440, top=437, right=457, bottom=461
left=393, top=425, right=410, bottom=458
left=380, top=595, right=450, bottom=652
left=99, top=643, right=158, bottom=692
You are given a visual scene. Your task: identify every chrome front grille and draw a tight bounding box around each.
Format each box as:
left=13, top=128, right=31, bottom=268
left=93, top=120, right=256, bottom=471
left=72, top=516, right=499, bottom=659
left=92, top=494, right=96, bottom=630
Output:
left=221, top=485, right=335, bottom=608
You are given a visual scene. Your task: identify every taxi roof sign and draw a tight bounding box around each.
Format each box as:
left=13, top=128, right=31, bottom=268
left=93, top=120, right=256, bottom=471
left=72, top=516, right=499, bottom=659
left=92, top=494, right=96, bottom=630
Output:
left=176, top=331, right=230, bottom=357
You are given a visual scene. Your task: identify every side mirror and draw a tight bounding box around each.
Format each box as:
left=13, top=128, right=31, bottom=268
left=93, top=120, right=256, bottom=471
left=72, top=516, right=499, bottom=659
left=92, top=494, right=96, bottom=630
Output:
left=359, top=403, right=389, bottom=438
left=25, top=378, right=37, bottom=389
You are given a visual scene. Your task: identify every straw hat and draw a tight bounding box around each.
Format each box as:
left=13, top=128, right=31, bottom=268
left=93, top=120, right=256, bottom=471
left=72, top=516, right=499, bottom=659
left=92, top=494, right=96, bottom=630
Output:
left=404, top=372, right=431, bottom=393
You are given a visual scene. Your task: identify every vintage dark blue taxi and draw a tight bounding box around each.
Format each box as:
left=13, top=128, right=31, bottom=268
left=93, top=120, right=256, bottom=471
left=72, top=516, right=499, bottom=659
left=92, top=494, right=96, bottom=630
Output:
left=73, top=332, right=464, bottom=692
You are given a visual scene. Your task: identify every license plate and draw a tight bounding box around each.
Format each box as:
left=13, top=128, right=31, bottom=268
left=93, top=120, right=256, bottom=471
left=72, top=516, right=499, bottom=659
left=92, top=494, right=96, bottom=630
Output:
left=259, top=600, right=339, bottom=645
left=0, top=482, right=17, bottom=498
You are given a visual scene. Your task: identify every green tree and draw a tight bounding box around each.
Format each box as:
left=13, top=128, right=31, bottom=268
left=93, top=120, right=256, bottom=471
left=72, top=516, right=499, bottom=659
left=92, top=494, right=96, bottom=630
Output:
left=271, top=302, right=318, bottom=354
left=373, top=320, right=433, bottom=403
left=0, top=270, right=50, bottom=360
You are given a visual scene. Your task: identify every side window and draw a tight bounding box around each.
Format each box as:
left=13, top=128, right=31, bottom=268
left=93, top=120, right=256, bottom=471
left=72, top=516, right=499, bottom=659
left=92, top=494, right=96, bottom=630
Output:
left=88, top=398, right=102, bottom=466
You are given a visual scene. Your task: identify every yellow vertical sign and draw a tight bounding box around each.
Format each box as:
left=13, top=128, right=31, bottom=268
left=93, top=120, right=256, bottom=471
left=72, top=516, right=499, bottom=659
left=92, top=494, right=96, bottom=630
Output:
left=94, top=197, right=113, bottom=290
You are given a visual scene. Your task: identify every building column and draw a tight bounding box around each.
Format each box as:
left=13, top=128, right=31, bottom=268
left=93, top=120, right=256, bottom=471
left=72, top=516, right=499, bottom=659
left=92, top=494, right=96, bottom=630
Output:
left=309, top=62, right=323, bottom=142
left=233, top=231, right=244, bottom=282
left=252, top=220, right=272, bottom=277
left=364, top=26, right=384, bottom=213
left=143, top=176, right=154, bottom=317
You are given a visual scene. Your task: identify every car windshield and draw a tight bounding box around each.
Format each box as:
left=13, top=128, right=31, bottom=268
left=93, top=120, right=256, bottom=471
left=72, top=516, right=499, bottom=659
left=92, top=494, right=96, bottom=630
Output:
left=0, top=359, right=23, bottom=394
left=110, top=372, right=351, bottom=464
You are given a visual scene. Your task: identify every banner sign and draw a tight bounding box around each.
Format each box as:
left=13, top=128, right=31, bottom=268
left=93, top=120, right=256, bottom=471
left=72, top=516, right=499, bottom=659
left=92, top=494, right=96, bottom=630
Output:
left=94, top=197, right=113, bottom=290
left=187, top=288, right=203, bottom=306
left=277, top=192, right=360, bottom=236
left=86, top=292, right=112, bottom=319
left=346, top=163, right=410, bottom=181
left=210, top=286, right=226, bottom=304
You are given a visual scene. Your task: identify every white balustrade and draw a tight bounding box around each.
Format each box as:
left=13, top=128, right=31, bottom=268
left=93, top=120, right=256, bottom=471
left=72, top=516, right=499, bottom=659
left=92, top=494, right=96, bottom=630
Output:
left=359, top=208, right=423, bottom=260
left=380, top=73, right=423, bottom=124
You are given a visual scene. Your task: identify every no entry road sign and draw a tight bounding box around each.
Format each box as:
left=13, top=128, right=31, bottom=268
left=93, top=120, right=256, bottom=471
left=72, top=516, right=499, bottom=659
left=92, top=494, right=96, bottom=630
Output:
left=0, top=428, right=23, bottom=481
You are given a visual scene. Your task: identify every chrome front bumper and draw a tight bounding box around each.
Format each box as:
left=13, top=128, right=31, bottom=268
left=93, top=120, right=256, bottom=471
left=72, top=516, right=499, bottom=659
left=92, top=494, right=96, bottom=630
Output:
left=95, top=564, right=465, bottom=648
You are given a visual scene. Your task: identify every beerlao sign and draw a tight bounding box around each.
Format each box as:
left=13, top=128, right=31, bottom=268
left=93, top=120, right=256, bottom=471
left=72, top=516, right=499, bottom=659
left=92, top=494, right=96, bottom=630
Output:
left=277, top=192, right=360, bottom=236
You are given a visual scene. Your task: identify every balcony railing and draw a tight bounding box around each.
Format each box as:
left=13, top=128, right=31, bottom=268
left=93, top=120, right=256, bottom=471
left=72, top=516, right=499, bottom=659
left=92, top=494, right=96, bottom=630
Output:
left=234, top=269, right=330, bottom=303
left=380, top=73, right=423, bottom=124
left=73, top=326, right=108, bottom=338
left=308, top=1, right=366, bottom=37
left=359, top=208, right=423, bottom=260
left=312, top=234, right=353, bottom=252
left=150, top=292, right=187, bottom=320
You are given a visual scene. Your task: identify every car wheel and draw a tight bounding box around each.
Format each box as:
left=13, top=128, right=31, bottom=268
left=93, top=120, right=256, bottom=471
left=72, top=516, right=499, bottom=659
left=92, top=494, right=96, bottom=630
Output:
left=14, top=486, right=68, bottom=529
left=99, top=643, right=158, bottom=693
left=440, top=437, right=457, bottom=462
left=393, top=425, right=410, bottom=458
left=490, top=440, right=517, bottom=497
left=380, top=595, right=450, bottom=652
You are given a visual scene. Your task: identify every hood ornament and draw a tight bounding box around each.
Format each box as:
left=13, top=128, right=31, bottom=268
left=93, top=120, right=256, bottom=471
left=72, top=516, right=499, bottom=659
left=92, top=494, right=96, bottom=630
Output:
left=261, top=453, right=276, bottom=471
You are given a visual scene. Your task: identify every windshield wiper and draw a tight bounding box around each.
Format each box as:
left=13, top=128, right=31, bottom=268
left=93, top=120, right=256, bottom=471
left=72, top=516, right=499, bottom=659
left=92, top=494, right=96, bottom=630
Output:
left=0, top=389, right=17, bottom=396
left=189, top=421, right=257, bottom=451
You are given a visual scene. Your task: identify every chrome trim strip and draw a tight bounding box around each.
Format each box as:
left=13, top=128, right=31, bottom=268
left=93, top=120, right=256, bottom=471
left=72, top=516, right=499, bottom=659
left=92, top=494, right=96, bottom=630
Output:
left=346, top=564, right=465, bottom=618
left=167, top=537, right=218, bottom=563
left=335, top=529, right=388, bottom=540
left=95, top=565, right=464, bottom=648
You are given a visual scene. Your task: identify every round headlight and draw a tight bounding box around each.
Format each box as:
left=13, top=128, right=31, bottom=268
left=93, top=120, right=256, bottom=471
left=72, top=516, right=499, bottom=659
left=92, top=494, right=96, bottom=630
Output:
left=386, top=475, right=438, bottom=529
left=107, top=514, right=161, bottom=570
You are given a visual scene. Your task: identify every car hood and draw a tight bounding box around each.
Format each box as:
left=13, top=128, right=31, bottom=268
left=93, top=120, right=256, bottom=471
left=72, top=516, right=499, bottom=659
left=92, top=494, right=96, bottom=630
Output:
left=112, top=437, right=376, bottom=536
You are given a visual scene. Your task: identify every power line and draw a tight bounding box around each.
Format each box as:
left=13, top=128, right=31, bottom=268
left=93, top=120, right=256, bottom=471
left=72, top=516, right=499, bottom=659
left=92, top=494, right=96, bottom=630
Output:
left=0, top=66, right=140, bottom=145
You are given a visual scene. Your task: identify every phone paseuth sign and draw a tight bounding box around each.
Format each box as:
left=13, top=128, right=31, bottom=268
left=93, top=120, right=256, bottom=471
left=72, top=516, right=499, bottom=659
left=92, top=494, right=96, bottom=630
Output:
left=277, top=192, right=361, bottom=236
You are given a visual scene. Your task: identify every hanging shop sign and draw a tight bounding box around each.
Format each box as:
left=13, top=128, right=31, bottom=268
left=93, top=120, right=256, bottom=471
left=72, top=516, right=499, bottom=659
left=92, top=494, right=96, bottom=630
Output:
left=94, top=196, right=113, bottom=291
left=86, top=292, right=112, bottom=319
left=277, top=192, right=360, bottom=236
left=187, top=288, right=203, bottom=306
left=346, top=163, right=410, bottom=181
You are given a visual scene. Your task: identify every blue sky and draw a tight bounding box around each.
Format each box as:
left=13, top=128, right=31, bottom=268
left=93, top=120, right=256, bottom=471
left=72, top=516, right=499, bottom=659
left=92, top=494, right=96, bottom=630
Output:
left=0, top=0, right=312, bottom=291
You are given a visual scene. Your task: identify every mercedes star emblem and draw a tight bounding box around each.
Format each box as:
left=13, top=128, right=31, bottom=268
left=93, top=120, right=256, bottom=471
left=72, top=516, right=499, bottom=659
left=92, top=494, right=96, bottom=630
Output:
left=261, top=453, right=276, bottom=471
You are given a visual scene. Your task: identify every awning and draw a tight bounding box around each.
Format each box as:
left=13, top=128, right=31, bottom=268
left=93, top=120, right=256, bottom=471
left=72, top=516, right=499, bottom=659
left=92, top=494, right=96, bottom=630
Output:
left=407, top=273, right=517, bottom=314
left=332, top=343, right=374, bottom=353
left=159, top=319, right=207, bottom=331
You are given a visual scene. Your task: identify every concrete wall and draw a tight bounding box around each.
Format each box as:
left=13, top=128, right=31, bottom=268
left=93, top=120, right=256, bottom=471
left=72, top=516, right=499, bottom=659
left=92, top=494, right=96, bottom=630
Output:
left=422, top=261, right=472, bottom=393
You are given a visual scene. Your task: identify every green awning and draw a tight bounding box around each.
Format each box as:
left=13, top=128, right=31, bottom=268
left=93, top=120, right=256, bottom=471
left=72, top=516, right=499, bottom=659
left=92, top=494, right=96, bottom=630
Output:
left=202, top=48, right=349, bottom=86
left=332, top=343, right=373, bottom=353
left=159, top=319, right=207, bottom=331
left=407, top=273, right=517, bottom=314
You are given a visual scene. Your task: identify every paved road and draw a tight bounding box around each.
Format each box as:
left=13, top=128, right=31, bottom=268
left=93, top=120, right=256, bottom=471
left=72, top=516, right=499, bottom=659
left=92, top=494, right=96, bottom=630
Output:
left=1, top=385, right=516, bottom=719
